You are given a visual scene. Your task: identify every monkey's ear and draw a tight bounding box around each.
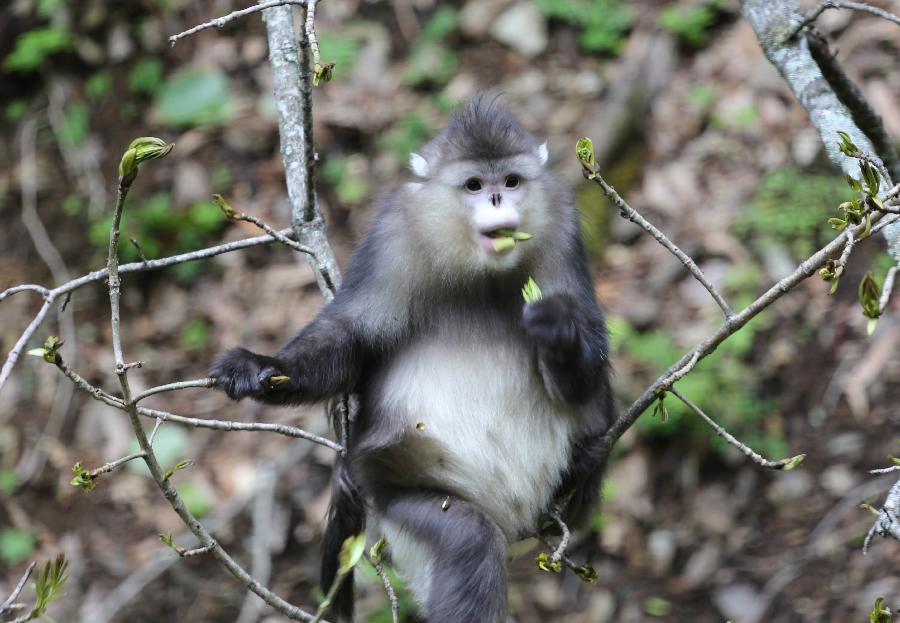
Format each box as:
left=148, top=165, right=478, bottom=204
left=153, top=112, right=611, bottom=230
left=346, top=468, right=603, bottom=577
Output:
left=409, top=153, right=429, bottom=178
left=536, top=142, right=549, bottom=166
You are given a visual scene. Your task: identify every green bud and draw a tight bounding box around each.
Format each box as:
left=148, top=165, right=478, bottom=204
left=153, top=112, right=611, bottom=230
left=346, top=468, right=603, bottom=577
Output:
left=212, top=194, right=238, bottom=219
left=536, top=552, right=562, bottom=573
left=313, top=62, right=336, bottom=86
left=118, top=137, right=174, bottom=187
left=779, top=454, right=806, bottom=471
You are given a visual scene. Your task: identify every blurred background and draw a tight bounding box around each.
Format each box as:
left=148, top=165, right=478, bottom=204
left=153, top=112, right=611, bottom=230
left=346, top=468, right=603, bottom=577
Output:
left=1, top=0, right=900, bottom=621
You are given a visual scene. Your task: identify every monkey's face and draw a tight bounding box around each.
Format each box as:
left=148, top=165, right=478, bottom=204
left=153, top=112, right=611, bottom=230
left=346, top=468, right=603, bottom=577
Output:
left=420, top=153, right=547, bottom=272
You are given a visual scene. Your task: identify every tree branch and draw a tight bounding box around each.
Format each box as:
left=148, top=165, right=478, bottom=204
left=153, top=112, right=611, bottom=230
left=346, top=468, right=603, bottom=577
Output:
left=168, top=0, right=307, bottom=45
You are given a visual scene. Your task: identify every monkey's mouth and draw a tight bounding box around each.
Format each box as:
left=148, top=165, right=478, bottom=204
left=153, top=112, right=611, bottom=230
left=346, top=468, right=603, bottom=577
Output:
left=478, top=228, right=533, bottom=254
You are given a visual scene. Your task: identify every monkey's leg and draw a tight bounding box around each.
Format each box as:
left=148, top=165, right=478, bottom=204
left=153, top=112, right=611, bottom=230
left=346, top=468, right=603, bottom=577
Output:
left=374, top=489, right=508, bottom=623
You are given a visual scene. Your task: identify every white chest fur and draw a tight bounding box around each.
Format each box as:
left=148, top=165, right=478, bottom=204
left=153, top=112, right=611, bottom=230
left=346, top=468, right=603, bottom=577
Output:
left=376, top=325, right=577, bottom=540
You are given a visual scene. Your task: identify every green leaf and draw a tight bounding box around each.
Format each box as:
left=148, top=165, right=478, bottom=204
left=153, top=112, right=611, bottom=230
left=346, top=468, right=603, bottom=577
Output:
left=155, top=69, right=233, bottom=127
left=338, top=533, right=367, bottom=574
left=575, top=564, right=598, bottom=584
left=369, top=536, right=387, bottom=564
left=29, top=554, right=69, bottom=619
left=644, top=596, right=672, bottom=617
left=70, top=461, right=97, bottom=492
left=869, top=596, right=892, bottom=623
left=575, top=137, right=596, bottom=170
left=535, top=552, right=562, bottom=573
left=3, top=27, right=71, bottom=73
left=129, top=59, right=165, bottom=96
left=313, top=62, right=336, bottom=86
left=860, top=161, right=881, bottom=197
left=845, top=175, right=863, bottom=193
left=0, top=528, right=36, bottom=566
left=858, top=272, right=882, bottom=319
left=521, top=277, right=543, bottom=304
left=779, top=453, right=806, bottom=471
left=164, top=459, right=194, bottom=480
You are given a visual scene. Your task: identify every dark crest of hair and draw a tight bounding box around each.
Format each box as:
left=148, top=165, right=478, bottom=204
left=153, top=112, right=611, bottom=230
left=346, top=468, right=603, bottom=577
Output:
left=426, top=95, right=539, bottom=164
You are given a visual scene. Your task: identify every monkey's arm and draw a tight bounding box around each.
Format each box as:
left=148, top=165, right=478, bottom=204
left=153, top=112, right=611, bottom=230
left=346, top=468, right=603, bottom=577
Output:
left=521, top=292, right=609, bottom=407
left=209, top=309, right=367, bottom=404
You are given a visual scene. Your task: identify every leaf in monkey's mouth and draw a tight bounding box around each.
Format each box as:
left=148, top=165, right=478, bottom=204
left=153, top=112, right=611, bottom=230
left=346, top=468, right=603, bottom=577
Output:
left=485, top=228, right=532, bottom=253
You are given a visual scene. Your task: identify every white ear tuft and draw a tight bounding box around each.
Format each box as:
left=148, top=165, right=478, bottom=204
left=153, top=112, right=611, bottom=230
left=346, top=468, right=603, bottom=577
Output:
left=409, top=153, right=429, bottom=178
left=536, top=142, right=549, bottom=166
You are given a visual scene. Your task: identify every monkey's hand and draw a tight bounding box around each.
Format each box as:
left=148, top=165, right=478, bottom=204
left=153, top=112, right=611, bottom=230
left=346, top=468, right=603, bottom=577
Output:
left=521, top=295, right=581, bottom=355
left=209, top=347, right=295, bottom=402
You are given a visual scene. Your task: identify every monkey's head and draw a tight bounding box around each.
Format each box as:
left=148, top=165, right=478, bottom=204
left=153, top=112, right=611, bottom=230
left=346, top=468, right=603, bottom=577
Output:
left=405, top=96, right=555, bottom=275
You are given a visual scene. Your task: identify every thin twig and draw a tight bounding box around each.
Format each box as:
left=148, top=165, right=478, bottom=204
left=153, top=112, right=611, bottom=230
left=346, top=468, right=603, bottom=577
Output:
left=0, top=229, right=295, bottom=396
left=84, top=452, right=147, bottom=479
left=603, top=206, right=888, bottom=456
left=537, top=537, right=586, bottom=576
left=54, top=358, right=343, bottom=452
left=369, top=549, right=400, bottom=623
left=669, top=388, right=799, bottom=470
left=589, top=174, right=734, bottom=318
left=132, top=378, right=217, bottom=404
left=548, top=508, right=571, bottom=566
left=0, top=284, right=50, bottom=302
left=168, top=0, right=307, bottom=45
left=104, top=174, right=324, bottom=622
left=879, top=266, right=898, bottom=315
left=305, top=0, right=322, bottom=67
left=870, top=465, right=900, bottom=475
left=0, top=563, right=35, bottom=615
left=789, top=0, right=900, bottom=40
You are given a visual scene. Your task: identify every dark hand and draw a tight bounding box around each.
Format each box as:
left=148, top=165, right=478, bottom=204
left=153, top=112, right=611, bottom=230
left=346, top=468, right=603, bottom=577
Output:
left=522, top=295, right=580, bottom=354
left=209, top=347, right=294, bottom=401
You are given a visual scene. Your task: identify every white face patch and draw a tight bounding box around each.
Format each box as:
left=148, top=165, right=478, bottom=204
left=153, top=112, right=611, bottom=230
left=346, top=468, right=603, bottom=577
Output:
left=409, top=153, right=429, bottom=178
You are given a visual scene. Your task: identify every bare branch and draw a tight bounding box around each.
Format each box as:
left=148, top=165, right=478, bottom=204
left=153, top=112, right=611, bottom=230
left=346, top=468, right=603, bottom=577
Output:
left=0, top=563, right=35, bottom=616
left=84, top=452, right=147, bottom=479
left=0, top=284, right=50, bottom=303
left=789, top=0, right=900, bottom=39
left=305, top=0, right=322, bottom=68
left=103, top=169, right=324, bottom=622
left=0, top=299, right=53, bottom=392
left=168, top=0, right=307, bottom=45
left=368, top=544, right=400, bottom=623
left=548, top=508, right=571, bottom=567
left=603, top=208, right=886, bottom=456
left=864, top=477, right=900, bottom=554
left=878, top=266, right=898, bottom=315
left=54, top=358, right=343, bottom=452
left=132, top=378, right=217, bottom=404
left=589, top=174, right=734, bottom=318
left=669, top=388, right=800, bottom=470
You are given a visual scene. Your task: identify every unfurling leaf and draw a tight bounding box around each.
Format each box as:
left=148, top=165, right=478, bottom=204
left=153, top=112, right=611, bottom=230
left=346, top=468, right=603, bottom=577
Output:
left=779, top=454, right=806, bottom=471
left=164, top=459, right=194, bottom=480
left=313, top=61, right=336, bottom=86
left=575, top=564, right=598, bottom=584
left=836, top=130, right=859, bottom=157
left=845, top=175, right=863, bottom=193
left=212, top=194, right=238, bottom=219
left=536, top=552, right=562, bottom=573
left=338, top=533, right=366, bottom=574
left=27, top=335, right=63, bottom=364
left=267, top=375, right=290, bottom=388
left=369, top=537, right=387, bottom=563
left=160, top=533, right=177, bottom=549
left=575, top=137, right=597, bottom=177
left=651, top=394, right=668, bottom=423
left=119, top=136, right=174, bottom=187
left=521, top=277, right=543, bottom=304
left=858, top=272, right=881, bottom=320
left=860, top=161, right=881, bottom=197
left=70, top=462, right=96, bottom=492
left=29, top=554, right=69, bottom=620
left=868, top=596, right=892, bottom=623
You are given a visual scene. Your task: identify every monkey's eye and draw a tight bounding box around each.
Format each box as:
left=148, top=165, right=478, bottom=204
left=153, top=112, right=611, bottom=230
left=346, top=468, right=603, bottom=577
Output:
left=464, top=178, right=483, bottom=193
left=505, top=175, right=520, bottom=189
